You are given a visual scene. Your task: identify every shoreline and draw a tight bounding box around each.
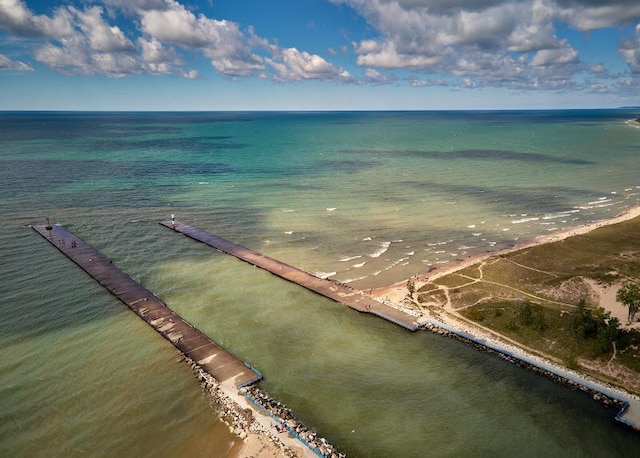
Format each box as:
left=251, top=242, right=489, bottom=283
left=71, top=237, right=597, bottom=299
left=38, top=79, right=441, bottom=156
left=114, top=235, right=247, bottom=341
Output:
left=373, top=204, right=640, bottom=298
left=206, top=204, right=640, bottom=455
left=369, top=203, right=640, bottom=431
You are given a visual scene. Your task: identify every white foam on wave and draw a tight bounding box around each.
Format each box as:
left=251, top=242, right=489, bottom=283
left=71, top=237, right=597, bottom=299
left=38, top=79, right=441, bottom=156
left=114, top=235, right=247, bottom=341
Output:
left=343, top=275, right=368, bottom=283
left=326, top=207, right=337, bottom=212
left=284, top=231, right=293, bottom=235
left=542, top=210, right=578, bottom=220
left=362, top=237, right=372, bottom=241
left=428, top=240, right=452, bottom=247
left=369, top=241, right=391, bottom=258
left=588, top=197, right=611, bottom=205
left=339, top=255, right=362, bottom=262
left=198, top=181, right=210, bottom=185
left=314, top=271, right=337, bottom=279
left=384, top=257, right=409, bottom=271
left=512, top=217, right=539, bottom=224
left=353, top=262, right=366, bottom=268
left=405, top=251, right=415, bottom=256
left=472, top=232, right=483, bottom=237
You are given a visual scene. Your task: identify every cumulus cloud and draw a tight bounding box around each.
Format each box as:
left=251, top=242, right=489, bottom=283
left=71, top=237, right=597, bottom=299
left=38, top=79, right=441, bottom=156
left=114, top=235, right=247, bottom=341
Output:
left=138, top=0, right=348, bottom=80
left=555, top=0, right=640, bottom=30
left=71, top=6, right=135, bottom=53
left=619, top=24, right=640, bottom=73
left=0, top=0, right=348, bottom=82
left=363, top=67, right=394, bottom=83
left=0, top=52, right=33, bottom=71
left=28, top=5, right=142, bottom=76
left=334, top=0, right=640, bottom=90
left=530, top=43, right=579, bottom=66
left=0, top=0, right=74, bottom=38
left=269, top=47, right=350, bottom=81
left=2, top=0, right=639, bottom=92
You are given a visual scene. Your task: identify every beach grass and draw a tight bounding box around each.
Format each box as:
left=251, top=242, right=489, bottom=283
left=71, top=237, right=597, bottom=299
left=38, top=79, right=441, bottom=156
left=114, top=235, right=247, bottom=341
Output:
left=416, top=213, right=640, bottom=392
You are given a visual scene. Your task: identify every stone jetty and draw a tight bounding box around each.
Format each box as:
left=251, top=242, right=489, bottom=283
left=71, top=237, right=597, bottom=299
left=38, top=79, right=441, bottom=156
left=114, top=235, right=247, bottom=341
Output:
left=160, top=219, right=423, bottom=331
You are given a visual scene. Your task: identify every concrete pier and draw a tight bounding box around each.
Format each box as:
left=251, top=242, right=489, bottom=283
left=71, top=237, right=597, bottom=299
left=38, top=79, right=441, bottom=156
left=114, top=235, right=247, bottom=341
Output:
left=160, top=220, right=423, bottom=331
left=31, top=223, right=262, bottom=389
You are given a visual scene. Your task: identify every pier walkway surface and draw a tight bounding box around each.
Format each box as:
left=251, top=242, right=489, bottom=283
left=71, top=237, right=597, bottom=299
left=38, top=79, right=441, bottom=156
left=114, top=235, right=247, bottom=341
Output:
left=31, top=223, right=262, bottom=389
left=160, top=220, right=423, bottom=331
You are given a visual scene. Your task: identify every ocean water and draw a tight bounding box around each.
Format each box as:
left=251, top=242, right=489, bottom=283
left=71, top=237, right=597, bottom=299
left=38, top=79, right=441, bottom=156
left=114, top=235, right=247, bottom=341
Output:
left=1, top=110, right=640, bottom=457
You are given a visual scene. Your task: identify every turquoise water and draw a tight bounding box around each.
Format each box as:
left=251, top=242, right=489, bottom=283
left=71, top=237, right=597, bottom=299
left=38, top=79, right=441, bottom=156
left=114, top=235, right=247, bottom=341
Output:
left=1, top=111, right=640, bottom=456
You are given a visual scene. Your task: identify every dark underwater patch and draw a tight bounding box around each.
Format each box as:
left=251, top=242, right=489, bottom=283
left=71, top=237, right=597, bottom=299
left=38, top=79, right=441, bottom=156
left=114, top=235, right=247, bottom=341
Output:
left=344, top=148, right=594, bottom=165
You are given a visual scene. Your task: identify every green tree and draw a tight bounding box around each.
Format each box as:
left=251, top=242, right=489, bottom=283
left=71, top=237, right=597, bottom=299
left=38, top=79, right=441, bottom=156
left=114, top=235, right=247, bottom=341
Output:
left=407, top=280, right=415, bottom=299
left=616, top=282, right=640, bottom=323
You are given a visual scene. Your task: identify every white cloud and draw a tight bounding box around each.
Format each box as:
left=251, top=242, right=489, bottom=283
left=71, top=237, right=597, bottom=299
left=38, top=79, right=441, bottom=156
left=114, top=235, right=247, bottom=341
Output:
left=363, top=67, right=394, bottom=83
left=270, top=47, right=351, bottom=81
left=71, top=6, right=135, bottom=53
left=34, top=40, right=140, bottom=77
left=139, top=36, right=184, bottom=74
left=0, top=0, right=207, bottom=78
left=3, top=0, right=638, bottom=93
left=530, top=43, right=579, bottom=66
left=337, top=0, right=602, bottom=90
left=619, top=24, right=640, bottom=73
left=0, top=0, right=74, bottom=38
left=555, top=0, right=640, bottom=30
left=27, top=5, right=141, bottom=77
left=0, top=52, right=33, bottom=71
left=139, top=0, right=266, bottom=76
left=0, top=0, right=351, bottom=83
left=354, top=40, right=444, bottom=69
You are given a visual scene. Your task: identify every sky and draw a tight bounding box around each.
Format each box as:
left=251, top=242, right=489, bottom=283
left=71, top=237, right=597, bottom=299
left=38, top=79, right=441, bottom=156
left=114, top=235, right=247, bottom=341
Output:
left=1, top=0, right=640, bottom=110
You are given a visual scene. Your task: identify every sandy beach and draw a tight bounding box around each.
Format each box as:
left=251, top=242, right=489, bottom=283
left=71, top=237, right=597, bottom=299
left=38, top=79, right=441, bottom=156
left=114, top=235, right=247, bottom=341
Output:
left=372, top=204, right=640, bottom=304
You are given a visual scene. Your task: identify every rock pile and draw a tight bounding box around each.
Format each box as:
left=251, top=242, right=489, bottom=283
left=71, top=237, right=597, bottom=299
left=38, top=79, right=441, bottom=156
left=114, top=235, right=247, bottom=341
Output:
left=184, top=357, right=297, bottom=457
left=244, top=385, right=346, bottom=458
left=421, top=322, right=625, bottom=410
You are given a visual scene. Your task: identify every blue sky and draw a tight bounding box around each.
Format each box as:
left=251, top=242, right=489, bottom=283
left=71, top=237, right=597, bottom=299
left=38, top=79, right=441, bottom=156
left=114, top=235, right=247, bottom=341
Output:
left=1, top=0, right=640, bottom=110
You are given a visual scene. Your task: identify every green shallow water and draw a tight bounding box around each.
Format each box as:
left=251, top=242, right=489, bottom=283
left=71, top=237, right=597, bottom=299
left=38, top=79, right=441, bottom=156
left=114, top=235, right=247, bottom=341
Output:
left=1, top=111, right=640, bottom=456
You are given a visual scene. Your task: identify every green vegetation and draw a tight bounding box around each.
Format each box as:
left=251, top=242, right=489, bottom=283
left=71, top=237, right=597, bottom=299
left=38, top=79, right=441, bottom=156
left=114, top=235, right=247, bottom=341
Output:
left=416, top=214, right=640, bottom=392
left=407, top=280, right=415, bottom=299
left=572, top=299, right=639, bottom=357
left=462, top=299, right=640, bottom=370
left=616, top=282, right=640, bottom=323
